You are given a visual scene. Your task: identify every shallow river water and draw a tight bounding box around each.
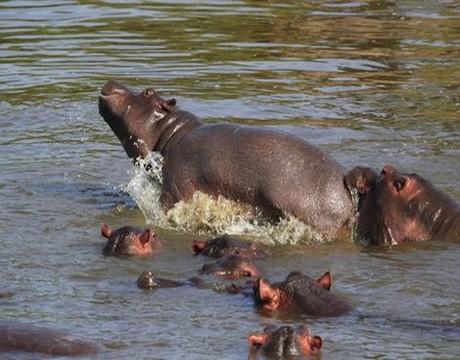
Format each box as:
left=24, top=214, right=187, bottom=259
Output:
left=1, top=1, right=459, bottom=359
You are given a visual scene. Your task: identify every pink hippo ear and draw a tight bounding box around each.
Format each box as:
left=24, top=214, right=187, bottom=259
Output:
left=161, top=98, right=176, bottom=112
left=310, top=335, right=322, bottom=352
left=256, top=278, right=275, bottom=300
left=247, top=333, right=268, bottom=349
left=316, top=271, right=332, bottom=291
left=100, top=224, right=112, bottom=239
left=140, top=228, right=154, bottom=246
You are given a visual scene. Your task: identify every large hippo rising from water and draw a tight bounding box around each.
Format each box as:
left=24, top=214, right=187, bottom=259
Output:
left=98, top=80, right=353, bottom=238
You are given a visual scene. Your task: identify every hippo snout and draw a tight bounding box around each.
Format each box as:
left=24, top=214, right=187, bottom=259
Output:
left=100, top=80, right=129, bottom=97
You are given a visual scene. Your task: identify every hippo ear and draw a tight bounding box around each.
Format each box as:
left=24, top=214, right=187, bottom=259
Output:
left=310, top=335, right=322, bottom=352
left=248, top=333, right=267, bottom=349
left=193, top=239, right=206, bottom=254
left=256, top=278, right=275, bottom=300
left=100, top=224, right=112, bottom=239
left=344, top=166, right=377, bottom=194
left=161, top=98, right=176, bottom=112
left=140, top=228, right=153, bottom=246
left=316, top=271, right=332, bottom=291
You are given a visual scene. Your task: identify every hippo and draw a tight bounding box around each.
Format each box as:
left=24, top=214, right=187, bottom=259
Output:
left=137, top=270, right=204, bottom=290
left=200, top=254, right=264, bottom=279
left=98, top=81, right=354, bottom=238
left=253, top=270, right=353, bottom=317
left=100, top=224, right=161, bottom=256
left=345, top=165, right=460, bottom=245
left=248, top=325, right=322, bottom=358
left=0, top=320, right=101, bottom=356
left=193, top=234, right=269, bottom=258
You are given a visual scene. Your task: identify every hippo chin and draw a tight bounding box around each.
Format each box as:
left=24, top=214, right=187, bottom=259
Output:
left=99, top=80, right=354, bottom=238
left=345, top=165, right=460, bottom=245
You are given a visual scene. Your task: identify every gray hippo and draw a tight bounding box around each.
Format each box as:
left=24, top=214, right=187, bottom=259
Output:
left=193, top=234, right=269, bottom=258
left=98, top=80, right=353, bottom=239
left=345, top=165, right=460, bottom=245
left=0, top=320, right=101, bottom=356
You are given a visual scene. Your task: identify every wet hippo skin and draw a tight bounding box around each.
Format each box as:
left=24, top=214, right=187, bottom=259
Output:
left=253, top=270, right=353, bottom=317
left=101, top=224, right=161, bottom=256
left=248, top=325, right=322, bottom=357
left=137, top=270, right=204, bottom=290
left=200, top=254, right=264, bottom=279
left=345, top=165, right=460, bottom=245
left=193, top=234, right=269, bottom=258
left=98, top=81, right=354, bottom=238
left=0, top=320, right=101, bottom=356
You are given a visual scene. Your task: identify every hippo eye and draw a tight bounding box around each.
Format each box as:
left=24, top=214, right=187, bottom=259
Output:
left=393, top=177, right=406, bottom=192
left=143, top=88, right=155, bottom=97
left=242, top=271, right=252, bottom=277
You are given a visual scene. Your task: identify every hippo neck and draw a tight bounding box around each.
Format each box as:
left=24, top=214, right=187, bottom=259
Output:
left=152, top=110, right=202, bottom=155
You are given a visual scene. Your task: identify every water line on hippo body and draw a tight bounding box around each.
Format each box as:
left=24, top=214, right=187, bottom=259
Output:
left=125, top=152, right=330, bottom=245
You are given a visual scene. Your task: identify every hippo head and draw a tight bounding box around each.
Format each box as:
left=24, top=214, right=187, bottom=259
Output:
left=137, top=270, right=159, bottom=289
left=100, top=224, right=160, bottom=256
left=193, top=235, right=268, bottom=259
left=347, top=165, right=459, bottom=245
left=253, top=271, right=332, bottom=311
left=200, top=254, right=264, bottom=279
left=98, top=80, right=176, bottom=160
left=248, top=325, right=322, bottom=357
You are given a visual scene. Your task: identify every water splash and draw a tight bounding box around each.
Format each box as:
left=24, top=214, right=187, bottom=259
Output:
left=125, top=152, right=328, bottom=245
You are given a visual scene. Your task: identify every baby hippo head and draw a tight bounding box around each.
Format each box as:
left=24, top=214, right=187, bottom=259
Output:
left=98, top=80, right=177, bottom=160
left=100, top=224, right=161, bottom=257
left=248, top=325, right=322, bottom=357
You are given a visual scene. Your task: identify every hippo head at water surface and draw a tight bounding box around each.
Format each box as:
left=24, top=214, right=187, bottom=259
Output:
left=345, top=165, right=460, bottom=245
left=248, top=325, right=322, bottom=358
left=253, top=270, right=353, bottom=317
left=200, top=254, right=264, bottom=279
left=100, top=224, right=161, bottom=256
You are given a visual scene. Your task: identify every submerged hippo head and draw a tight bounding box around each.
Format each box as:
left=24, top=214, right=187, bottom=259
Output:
left=193, top=235, right=268, bottom=259
left=248, top=325, right=322, bottom=357
left=100, top=224, right=161, bottom=256
left=200, top=254, right=264, bottom=279
left=253, top=271, right=352, bottom=317
left=346, top=165, right=460, bottom=245
left=98, top=80, right=177, bottom=160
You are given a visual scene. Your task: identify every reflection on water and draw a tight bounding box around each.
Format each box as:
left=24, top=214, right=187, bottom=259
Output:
left=0, top=0, right=459, bottom=359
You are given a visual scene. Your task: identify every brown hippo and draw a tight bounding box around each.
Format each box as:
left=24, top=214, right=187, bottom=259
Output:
left=0, top=320, right=101, bottom=356
left=248, top=325, right=322, bottom=358
left=345, top=165, right=460, bottom=245
left=253, top=271, right=353, bottom=317
left=193, top=234, right=269, bottom=258
left=98, top=80, right=354, bottom=238
left=100, top=224, right=161, bottom=256
left=200, top=254, right=264, bottom=279
left=137, top=270, right=204, bottom=290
